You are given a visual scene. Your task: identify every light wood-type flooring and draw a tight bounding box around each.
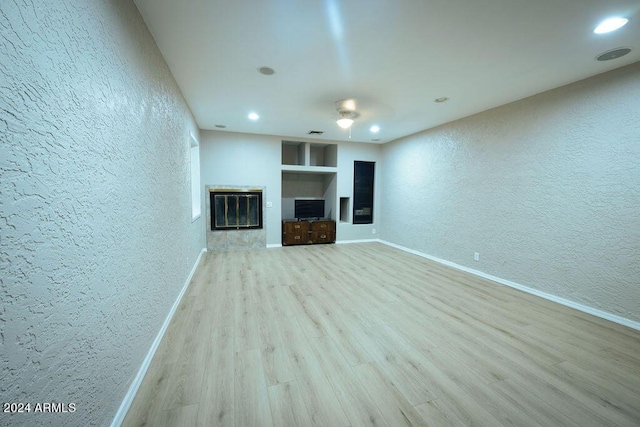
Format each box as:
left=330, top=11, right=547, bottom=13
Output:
left=123, top=242, right=640, bottom=426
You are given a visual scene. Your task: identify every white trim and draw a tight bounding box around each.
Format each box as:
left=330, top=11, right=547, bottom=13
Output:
left=110, top=247, right=207, bottom=427
left=267, top=243, right=282, bottom=248
left=378, top=240, right=640, bottom=332
left=189, top=130, right=198, bottom=147
left=336, top=239, right=379, bottom=244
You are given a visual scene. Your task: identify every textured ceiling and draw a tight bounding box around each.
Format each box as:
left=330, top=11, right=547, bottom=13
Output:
left=134, top=0, right=639, bottom=143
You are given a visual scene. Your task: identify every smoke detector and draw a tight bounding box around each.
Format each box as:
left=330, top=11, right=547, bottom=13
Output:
left=596, top=47, right=632, bottom=61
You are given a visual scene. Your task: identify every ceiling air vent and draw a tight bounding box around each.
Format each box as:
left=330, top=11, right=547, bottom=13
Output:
left=307, top=130, right=324, bottom=135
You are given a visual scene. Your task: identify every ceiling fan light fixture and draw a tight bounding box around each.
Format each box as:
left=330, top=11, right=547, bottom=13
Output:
left=340, top=99, right=356, bottom=111
left=337, top=117, right=354, bottom=129
left=335, top=99, right=359, bottom=129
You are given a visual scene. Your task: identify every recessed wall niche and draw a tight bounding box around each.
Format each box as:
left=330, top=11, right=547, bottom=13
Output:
left=282, top=141, right=305, bottom=166
left=340, top=197, right=350, bottom=223
left=310, top=143, right=337, bottom=167
left=281, top=172, right=336, bottom=220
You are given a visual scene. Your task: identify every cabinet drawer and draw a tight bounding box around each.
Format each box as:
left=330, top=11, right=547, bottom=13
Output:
left=283, top=233, right=309, bottom=245
left=283, top=221, right=309, bottom=234
left=310, top=231, right=335, bottom=244
left=310, top=221, right=335, bottom=232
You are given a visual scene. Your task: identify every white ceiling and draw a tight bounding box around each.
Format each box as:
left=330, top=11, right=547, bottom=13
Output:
left=133, top=0, right=639, bottom=143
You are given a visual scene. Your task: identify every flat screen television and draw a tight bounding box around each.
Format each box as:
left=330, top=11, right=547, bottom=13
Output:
left=295, top=199, right=325, bottom=220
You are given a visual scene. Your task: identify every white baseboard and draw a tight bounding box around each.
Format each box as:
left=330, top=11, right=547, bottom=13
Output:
left=266, top=243, right=282, bottom=248
left=110, top=247, right=207, bottom=427
left=378, top=240, right=640, bottom=332
left=336, top=238, right=379, bottom=244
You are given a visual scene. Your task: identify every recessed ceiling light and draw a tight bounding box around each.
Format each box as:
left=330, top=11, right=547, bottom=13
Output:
left=370, top=125, right=380, bottom=133
left=258, top=66, right=275, bottom=76
left=248, top=112, right=259, bottom=120
left=594, top=17, right=629, bottom=34
left=215, top=124, right=226, bottom=129
left=435, top=97, right=449, bottom=103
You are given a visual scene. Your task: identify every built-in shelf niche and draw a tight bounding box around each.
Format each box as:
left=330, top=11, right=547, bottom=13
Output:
left=282, top=171, right=337, bottom=221
left=339, top=197, right=350, bottom=223
left=282, top=141, right=337, bottom=168
left=282, top=141, right=306, bottom=166
left=281, top=140, right=338, bottom=236
left=310, top=143, right=337, bottom=167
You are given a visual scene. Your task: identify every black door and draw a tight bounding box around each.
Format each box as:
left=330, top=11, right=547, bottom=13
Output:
left=353, top=161, right=374, bottom=224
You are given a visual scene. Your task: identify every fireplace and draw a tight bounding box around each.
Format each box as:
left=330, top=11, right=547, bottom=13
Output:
left=210, top=189, right=263, bottom=231
left=206, top=185, right=266, bottom=251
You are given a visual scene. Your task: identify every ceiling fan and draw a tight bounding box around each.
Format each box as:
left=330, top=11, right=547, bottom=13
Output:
left=335, top=99, right=359, bottom=129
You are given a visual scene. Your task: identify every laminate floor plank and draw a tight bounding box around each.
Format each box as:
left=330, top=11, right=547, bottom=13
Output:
left=551, top=361, right=640, bottom=423
left=488, top=379, right=579, bottom=427
left=423, top=346, right=571, bottom=427
left=356, top=319, right=438, bottom=405
left=414, top=399, right=466, bottom=427
left=267, top=381, right=313, bottom=427
left=158, top=404, right=199, bottom=427
left=234, top=349, right=273, bottom=427
left=253, top=298, right=295, bottom=386
left=122, top=242, right=640, bottom=427
left=450, top=329, right=627, bottom=427
left=234, top=284, right=260, bottom=353
left=286, top=285, right=328, bottom=338
left=122, top=360, right=177, bottom=427
left=303, top=284, right=376, bottom=366
left=276, top=315, right=351, bottom=427
left=596, top=346, right=640, bottom=377
left=195, top=325, right=234, bottom=427
left=308, top=336, right=389, bottom=427
left=352, top=362, right=430, bottom=427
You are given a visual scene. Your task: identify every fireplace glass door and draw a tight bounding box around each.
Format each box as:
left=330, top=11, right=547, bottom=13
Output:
left=210, top=191, right=262, bottom=230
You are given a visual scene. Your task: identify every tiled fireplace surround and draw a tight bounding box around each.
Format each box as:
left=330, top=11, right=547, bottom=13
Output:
left=205, top=185, right=267, bottom=250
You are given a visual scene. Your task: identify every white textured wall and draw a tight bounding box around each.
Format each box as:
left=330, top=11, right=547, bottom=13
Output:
left=381, top=63, right=640, bottom=323
left=0, top=1, right=204, bottom=426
